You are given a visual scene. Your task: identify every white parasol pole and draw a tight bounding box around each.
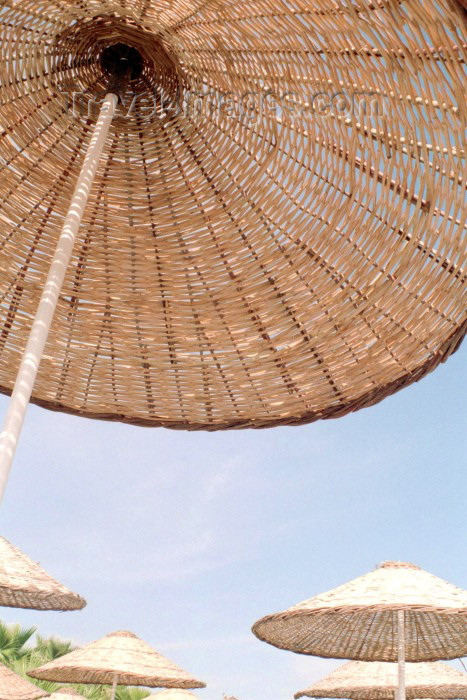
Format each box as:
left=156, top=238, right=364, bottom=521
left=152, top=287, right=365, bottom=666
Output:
left=397, top=609, right=406, bottom=700
left=0, top=92, right=118, bottom=504
left=110, top=674, right=118, bottom=700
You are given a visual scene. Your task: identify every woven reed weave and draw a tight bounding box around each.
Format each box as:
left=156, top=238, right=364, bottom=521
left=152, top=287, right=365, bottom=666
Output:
left=0, top=536, right=85, bottom=611
left=294, top=661, right=467, bottom=699
left=29, top=631, right=205, bottom=690
left=0, top=662, right=48, bottom=700
left=0, top=0, right=465, bottom=429
left=252, top=562, right=467, bottom=661
left=150, top=692, right=200, bottom=700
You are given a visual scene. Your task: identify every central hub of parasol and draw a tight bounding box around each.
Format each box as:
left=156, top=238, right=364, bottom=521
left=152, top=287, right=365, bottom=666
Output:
left=100, top=43, right=144, bottom=97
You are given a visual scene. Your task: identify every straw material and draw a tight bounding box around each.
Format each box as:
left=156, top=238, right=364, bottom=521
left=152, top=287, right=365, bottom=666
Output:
left=48, top=690, right=87, bottom=700
left=29, top=631, right=205, bottom=690
left=294, top=661, right=467, bottom=699
left=0, top=0, right=465, bottom=430
left=0, top=662, right=48, bottom=700
left=150, top=692, right=199, bottom=700
left=252, top=561, right=467, bottom=661
left=0, top=536, right=86, bottom=611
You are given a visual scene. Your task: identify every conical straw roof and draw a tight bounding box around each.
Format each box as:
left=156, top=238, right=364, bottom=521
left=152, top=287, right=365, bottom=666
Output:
left=0, top=537, right=86, bottom=611
left=0, top=0, right=465, bottom=430
left=253, top=562, right=467, bottom=661
left=294, top=661, right=467, bottom=699
left=0, top=662, right=48, bottom=700
left=29, top=631, right=205, bottom=689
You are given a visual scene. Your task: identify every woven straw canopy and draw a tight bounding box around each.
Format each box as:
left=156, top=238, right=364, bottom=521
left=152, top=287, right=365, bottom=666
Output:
left=252, top=561, right=467, bottom=661
left=0, top=662, right=48, bottom=700
left=29, top=630, right=205, bottom=690
left=294, top=661, right=467, bottom=699
left=0, top=0, right=465, bottom=430
left=0, top=536, right=85, bottom=611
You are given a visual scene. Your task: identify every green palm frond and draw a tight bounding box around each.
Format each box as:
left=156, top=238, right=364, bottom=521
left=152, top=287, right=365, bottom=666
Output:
left=115, top=687, right=150, bottom=700
left=76, top=684, right=109, bottom=700
left=0, top=622, right=36, bottom=664
left=33, top=635, right=75, bottom=661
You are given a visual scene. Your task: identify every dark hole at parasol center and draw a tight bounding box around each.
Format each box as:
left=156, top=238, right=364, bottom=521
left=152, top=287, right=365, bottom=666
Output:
left=100, top=43, right=144, bottom=83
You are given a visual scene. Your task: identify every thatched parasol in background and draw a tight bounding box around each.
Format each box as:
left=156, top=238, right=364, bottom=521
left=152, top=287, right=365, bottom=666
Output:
left=0, top=0, right=465, bottom=500
left=29, top=630, right=205, bottom=698
left=0, top=662, right=48, bottom=700
left=294, top=660, right=467, bottom=699
left=0, top=535, right=85, bottom=610
left=253, top=562, right=467, bottom=700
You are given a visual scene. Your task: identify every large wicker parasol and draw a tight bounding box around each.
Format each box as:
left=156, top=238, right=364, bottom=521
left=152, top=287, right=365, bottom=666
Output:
left=29, top=630, right=205, bottom=697
left=0, top=535, right=85, bottom=610
left=294, top=660, right=467, bottom=699
left=0, top=662, right=48, bottom=700
left=0, top=0, right=465, bottom=494
left=252, top=562, right=467, bottom=700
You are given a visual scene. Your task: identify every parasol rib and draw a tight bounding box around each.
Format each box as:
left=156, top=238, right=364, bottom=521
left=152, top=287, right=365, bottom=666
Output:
left=0, top=92, right=118, bottom=503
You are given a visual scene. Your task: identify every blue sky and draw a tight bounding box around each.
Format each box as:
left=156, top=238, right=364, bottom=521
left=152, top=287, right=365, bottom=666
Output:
left=1, top=344, right=465, bottom=699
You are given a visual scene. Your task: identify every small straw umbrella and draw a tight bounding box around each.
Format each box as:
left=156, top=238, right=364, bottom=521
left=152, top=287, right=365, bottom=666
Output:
left=0, top=535, right=85, bottom=610
left=0, top=662, right=48, bottom=700
left=252, top=562, right=467, bottom=700
left=294, top=660, right=467, bottom=699
left=0, top=0, right=466, bottom=502
left=29, top=630, right=205, bottom=699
